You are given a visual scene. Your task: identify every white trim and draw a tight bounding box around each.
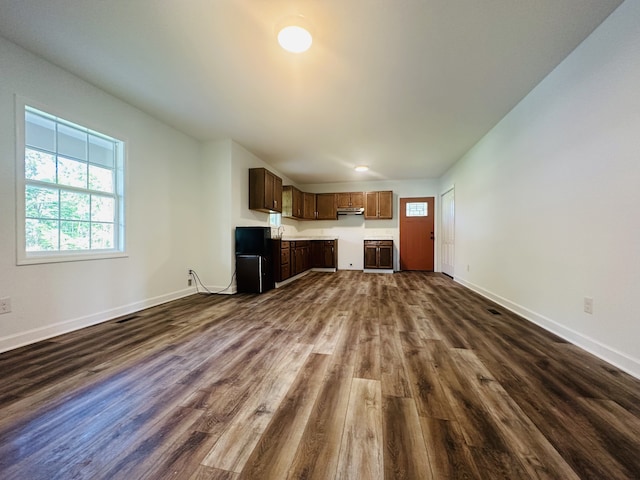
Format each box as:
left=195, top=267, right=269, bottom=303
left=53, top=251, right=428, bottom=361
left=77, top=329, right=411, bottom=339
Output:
left=0, top=288, right=196, bottom=354
left=275, top=270, right=311, bottom=288
left=14, top=94, right=128, bottom=265
left=455, top=276, right=640, bottom=379
left=364, top=268, right=394, bottom=274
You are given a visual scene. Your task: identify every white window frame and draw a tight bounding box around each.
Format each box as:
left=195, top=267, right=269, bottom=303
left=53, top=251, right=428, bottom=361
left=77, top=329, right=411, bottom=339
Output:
left=15, top=96, right=127, bottom=265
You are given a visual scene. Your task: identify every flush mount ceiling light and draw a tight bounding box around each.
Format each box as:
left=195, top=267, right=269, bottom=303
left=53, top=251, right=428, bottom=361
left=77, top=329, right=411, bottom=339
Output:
left=277, top=16, right=313, bottom=53
left=354, top=165, right=369, bottom=172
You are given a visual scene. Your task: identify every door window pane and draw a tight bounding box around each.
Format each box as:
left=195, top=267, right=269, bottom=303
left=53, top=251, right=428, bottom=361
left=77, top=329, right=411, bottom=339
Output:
left=406, top=202, right=428, bottom=217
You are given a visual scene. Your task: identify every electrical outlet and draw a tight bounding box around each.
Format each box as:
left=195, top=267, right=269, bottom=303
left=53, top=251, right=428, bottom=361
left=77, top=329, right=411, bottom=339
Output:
left=187, top=269, right=193, bottom=286
left=584, top=297, right=593, bottom=314
left=0, top=297, right=11, bottom=314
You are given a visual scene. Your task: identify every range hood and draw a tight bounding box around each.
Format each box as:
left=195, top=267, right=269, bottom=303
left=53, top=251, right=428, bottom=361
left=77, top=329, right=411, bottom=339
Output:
left=337, top=207, right=364, bottom=215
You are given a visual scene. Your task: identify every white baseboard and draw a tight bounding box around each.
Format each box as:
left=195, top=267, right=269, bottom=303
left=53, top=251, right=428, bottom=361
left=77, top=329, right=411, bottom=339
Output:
left=275, top=270, right=310, bottom=288
left=363, top=269, right=394, bottom=274
left=0, top=288, right=196, bottom=354
left=455, top=276, right=640, bottom=380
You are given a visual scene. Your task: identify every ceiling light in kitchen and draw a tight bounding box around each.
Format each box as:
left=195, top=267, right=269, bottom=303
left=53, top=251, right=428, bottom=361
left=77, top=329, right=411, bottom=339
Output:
left=354, top=165, right=369, bottom=172
left=277, top=17, right=313, bottom=53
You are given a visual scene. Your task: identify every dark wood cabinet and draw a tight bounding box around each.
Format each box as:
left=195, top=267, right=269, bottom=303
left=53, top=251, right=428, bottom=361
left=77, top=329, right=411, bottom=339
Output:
left=274, top=239, right=337, bottom=282
left=273, top=240, right=291, bottom=282
left=364, top=240, right=393, bottom=269
left=311, top=240, right=338, bottom=268
left=364, top=191, right=393, bottom=219
left=336, top=192, right=364, bottom=209
left=249, top=168, right=282, bottom=213
left=283, top=186, right=304, bottom=219
left=291, top=241, right=311, bottom=275
left=303, top=193, right=316, bottom=220
left=316, top=193, right=337, bottom=220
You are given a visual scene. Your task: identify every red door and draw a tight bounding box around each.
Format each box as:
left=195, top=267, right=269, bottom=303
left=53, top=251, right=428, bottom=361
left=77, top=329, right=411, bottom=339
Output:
left=400, top=197, right=435, bottom=271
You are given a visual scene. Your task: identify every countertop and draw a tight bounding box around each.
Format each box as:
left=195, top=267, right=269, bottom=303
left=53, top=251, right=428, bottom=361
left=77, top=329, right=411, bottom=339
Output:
left=278, top=236, right=338, bottom=241
left=364, top=236, right=394, bottom=241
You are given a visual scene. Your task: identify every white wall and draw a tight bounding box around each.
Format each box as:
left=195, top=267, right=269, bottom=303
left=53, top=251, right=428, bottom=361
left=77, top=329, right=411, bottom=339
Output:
left=199, top=139, right=298, bottom=290
left=298, top=179, right=440, bottom=270
left=0, top=37, right=203, bottom=351
left=439, top=0, right=640, bottom=377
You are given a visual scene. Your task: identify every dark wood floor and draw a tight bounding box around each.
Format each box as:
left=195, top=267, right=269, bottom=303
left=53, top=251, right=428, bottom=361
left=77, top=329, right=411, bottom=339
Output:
left=0, top=271, right=639, bottom=479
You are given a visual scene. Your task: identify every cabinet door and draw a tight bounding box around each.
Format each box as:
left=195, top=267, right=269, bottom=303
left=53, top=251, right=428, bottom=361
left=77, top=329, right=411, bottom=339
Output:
left=249, top=168, right=282, bottom=213
left=311, top=241, right=323, bottom=267
left=350, top=192, right=364, bottom=209
left=364, top=243, right=379, bottom=269
left=264, top=170, right=275, bottom=210
left=364, top=192, right=379, bottom=219
left=283, top=186, right=302, bottom=218
left=293, top=187, right=303, bottom=218
left=378, top=245, right=393, bottom=269
left=273, top=176, right=283, bottom=213
left=336, top=193, right=351, bottom=208
left=378, top=191, right=393, bottom=219
left=316, top=193, right=337, bottom=220
left=323, top=241, right=336, bottom=268
left=364, top=191, right=393, bottom=219
left=303, top=193, right=316, bottom=220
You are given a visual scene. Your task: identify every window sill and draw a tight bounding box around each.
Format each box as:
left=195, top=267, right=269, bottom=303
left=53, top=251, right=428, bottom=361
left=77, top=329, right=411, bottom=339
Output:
left=17, top=251, right=128, bottom=266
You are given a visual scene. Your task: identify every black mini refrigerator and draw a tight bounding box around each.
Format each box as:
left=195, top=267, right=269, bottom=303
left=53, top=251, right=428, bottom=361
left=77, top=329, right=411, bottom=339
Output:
left=235, top=227, right=274, bottom=293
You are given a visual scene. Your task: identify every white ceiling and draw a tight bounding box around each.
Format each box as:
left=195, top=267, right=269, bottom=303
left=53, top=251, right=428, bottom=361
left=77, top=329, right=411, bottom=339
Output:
left=0, top=0, right=623, bottom=184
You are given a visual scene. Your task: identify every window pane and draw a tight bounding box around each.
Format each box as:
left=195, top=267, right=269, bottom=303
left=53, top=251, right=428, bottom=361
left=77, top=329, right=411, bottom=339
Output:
left=89, top=134, right=115, bottom=168
left=58, top=156, right=87, bottom=188
left=58, top=123, right=87, bottom=160
left=21, top=105, right=125, bottom=260
left=60, top=221, right=90, bottom=250
left=89, top=164, right=114, bottom=193
left=25, top=111, right=55, bottom=151
left=25, top=148, right=56, bottom=183
left=91, top=195, right=115, bottom=222
left=91, top=223, right=114, bottom=249
left=26, top=185, right=59, bottom=219
left=26, top=219, right=59, bottom=251
left=406, top=202, right=428, bottom=217
left=60, top=191, right=90, bottom=220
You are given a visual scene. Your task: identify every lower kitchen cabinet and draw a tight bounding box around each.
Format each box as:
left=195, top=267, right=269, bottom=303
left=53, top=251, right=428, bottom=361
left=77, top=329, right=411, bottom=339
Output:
left=292, top=241, right=311, bottom=275
left=273, top=239, right=338, bottom=282
left=364, top=240, right=393, bottom=269
left=311, top=240, right=338, bottom=268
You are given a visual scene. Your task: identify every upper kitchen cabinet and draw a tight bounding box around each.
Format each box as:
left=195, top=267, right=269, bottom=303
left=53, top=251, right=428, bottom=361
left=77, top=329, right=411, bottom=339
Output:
left=336, top=192, right=364, bottom=209
left=283, top=185, right=304, bottom=218
left=316, top=193, right=338, bottom=220
left=365, top=191, right=393, bottom=219
left=303, top=193, right=316, bottom=220
left=249, top=168, right=282, bottom=213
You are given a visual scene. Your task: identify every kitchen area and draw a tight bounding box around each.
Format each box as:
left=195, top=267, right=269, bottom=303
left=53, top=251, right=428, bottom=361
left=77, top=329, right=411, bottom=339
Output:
left=238, top=167, right=401, bottom=292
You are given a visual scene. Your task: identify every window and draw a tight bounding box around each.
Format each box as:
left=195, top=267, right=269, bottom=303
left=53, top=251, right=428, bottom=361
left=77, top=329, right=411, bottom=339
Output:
left=406, top=201, right=428, bottom=217
left=17, top=102, right=125, bottom=264
left=269, top=212, right=282, bottom=227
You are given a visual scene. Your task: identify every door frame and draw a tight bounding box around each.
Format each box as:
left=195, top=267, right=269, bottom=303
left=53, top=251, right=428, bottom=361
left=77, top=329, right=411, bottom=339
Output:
left=399, top=196, right=435, bottom=271
left=440, top=186, right=455, bottom=277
